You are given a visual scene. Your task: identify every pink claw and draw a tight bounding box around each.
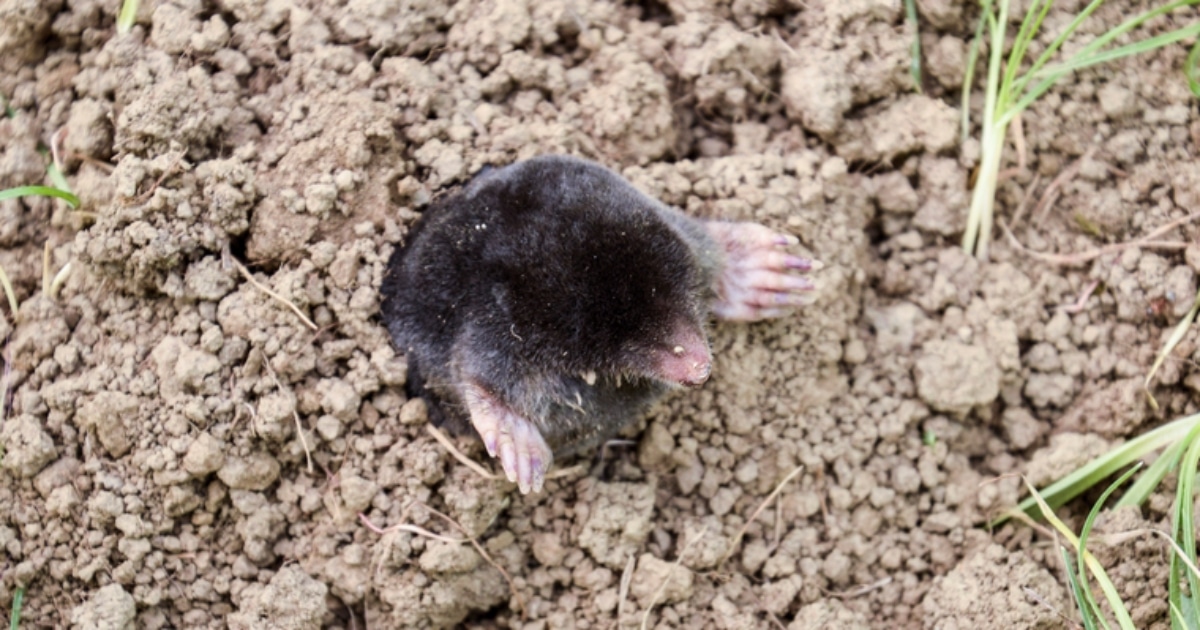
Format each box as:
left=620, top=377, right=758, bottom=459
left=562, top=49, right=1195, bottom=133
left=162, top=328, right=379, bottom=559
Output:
left=462, top=382, right=555, bottom=494
left=705, top=221, right=822, bottom=322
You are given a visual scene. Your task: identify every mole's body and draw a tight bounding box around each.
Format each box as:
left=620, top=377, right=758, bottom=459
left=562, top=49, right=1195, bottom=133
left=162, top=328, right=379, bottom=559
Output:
left=381, top=156, right=818, bottom=493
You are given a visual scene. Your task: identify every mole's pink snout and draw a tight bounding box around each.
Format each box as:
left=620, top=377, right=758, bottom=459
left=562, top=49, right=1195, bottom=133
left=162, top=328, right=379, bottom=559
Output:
left=654, top=324, right=712, bottom=387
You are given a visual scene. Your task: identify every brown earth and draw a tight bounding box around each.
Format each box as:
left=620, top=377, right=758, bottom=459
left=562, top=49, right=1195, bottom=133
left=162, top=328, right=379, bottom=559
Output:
left=0, top=0, right=1197, bottom=628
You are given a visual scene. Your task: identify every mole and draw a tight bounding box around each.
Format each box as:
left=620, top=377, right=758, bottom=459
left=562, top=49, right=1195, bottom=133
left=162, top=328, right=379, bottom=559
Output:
left=381, top=155, right=820, bottom=493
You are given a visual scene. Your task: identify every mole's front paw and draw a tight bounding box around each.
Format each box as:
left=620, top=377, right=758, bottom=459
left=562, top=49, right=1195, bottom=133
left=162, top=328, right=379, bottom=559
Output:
left=705, top=221, right=822, bottom=322
left=463, top=384, right=554, bottom=494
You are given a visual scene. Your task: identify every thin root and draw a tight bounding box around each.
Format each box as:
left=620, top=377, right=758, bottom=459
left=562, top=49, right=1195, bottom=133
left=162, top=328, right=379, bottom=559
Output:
left=715, top=464, right=804, bottom=569
left=617, top=552, right=636, bottom=622
left=1059, top=279, right=1100, bottom=314
left=1001, top=211, right=1200, bottom=267
left=425, top=423, right=498, bottom=480
left=641, top=526, right=706, bottom=630
left=50, top=127, right=68, bottom=173
left=822, top=576, right=894, bottom=599
left=357, top=512, right=466, bottom=544
left=232, top=257, right=319, bottom=331
left=264, top=360, right=314, bottom=473
left=1007, top=173, right=1042, bottom=232
left=996, top=112, right=1027, bottom=183
left=418, top=501, right=527, bottom=618
left=1034, top=148, right=1095, bottom=227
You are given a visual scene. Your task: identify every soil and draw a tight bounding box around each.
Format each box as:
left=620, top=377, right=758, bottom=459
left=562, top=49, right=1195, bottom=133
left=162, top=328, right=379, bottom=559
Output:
left=0, top=0, right=1196, bottom=628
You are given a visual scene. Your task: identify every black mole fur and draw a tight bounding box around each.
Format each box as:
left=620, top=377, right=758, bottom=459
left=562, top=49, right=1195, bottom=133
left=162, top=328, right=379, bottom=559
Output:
left=381, top=155, right=720, bottom=457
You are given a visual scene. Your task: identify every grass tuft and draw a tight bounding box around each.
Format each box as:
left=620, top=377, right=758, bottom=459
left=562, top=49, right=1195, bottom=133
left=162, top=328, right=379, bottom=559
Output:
left=0, top=183, right=80, bottom=317
left=1026, top=468, right=1140, bottom=629
left=961, top=0, right=1200, bottom=260
left=1010, top=413, right=1200, bottom=627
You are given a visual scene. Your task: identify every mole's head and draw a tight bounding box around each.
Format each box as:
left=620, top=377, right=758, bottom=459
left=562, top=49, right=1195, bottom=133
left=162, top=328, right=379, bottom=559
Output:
left=502, top=210, right=714, bottom=388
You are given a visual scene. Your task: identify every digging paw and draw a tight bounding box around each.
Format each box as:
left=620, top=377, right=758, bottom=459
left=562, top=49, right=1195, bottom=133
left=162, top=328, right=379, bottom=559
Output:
left=705, top=221, right=821, bottom=321
left=462, top=383, right=554, bottom=494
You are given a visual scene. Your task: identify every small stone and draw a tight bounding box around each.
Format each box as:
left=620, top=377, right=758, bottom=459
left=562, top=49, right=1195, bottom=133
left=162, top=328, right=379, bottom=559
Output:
left=76, top=392, right=139, bottom=458
left=914, top=340, right=1000, bottom=416
left=398, top=398, right=427, bottom=425
left=631, top=553, right=694, bottom=607
left=183, top=432, right=226, bottom=477
left=217, top=453, right=282, bottom=490
left=339, top=474, right=378, bottom=514
left=33, top=457, right=81, bottom=498
left=319, top=378, right=361, bottom=422
left=70, top=584, right=136, bottom=630
left=315, top=415, right=341, bottom=441
left=175, top=347, right=221, bottom=390
left=1, top=415, right=57, bottom=478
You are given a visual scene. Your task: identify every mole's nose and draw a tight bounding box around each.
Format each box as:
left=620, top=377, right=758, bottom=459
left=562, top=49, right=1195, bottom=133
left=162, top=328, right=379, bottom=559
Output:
left=654, top=325, right=712, bottom=387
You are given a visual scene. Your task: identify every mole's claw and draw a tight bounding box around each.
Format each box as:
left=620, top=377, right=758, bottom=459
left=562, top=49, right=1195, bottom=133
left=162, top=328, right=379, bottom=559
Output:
left=499, top=441, right=517, bottom=482
left=775, top=234, right=800, bottom=246
left=705, top=220, right=821, bottom=322
left=462, top=381, right=555, bottom=494
left=786, top=255, right=817, bottom=271
left=531, top=455, right=545, bottom=493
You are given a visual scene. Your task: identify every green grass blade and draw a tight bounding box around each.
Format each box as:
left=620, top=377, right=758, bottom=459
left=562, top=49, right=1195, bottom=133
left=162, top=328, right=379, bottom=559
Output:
left=117, top=0, right=140, bottom=35
left=997, top=412, right=1200, bottom=525
left=1011, top=0, right=1108, bottom=98
left=1188, top=38, right=1200, bottom=98
left=1175, top=431, right=1200, bottom=629
left=0, top=186, right=79, bottom=208
left=1026, top=478, right=1132, bottom=629
left=1116, top=438, right=1187, bottom=508
left=1062, top=548, right=1101, bottom=630
left=44, top=162, right=71, bottom=195
left=1000, top=0, right=1055, bottom=110
left=1077, top=464, right=1142, bottom=630
left=1073, top=0, right=1199, bottom=61
left=1170, top=601, right=1186, bottom=630
left=1036, top=24, right=1200, bottom=81
left=8, top=587, right=22, bottom=630
left=1003, top=21, right=1200, bottom=128
left=1182, top=596, right=1200, bottom=630
left=962, top=2, right=1008, bottom=257
left=905, top=0, right=922, bottom=93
